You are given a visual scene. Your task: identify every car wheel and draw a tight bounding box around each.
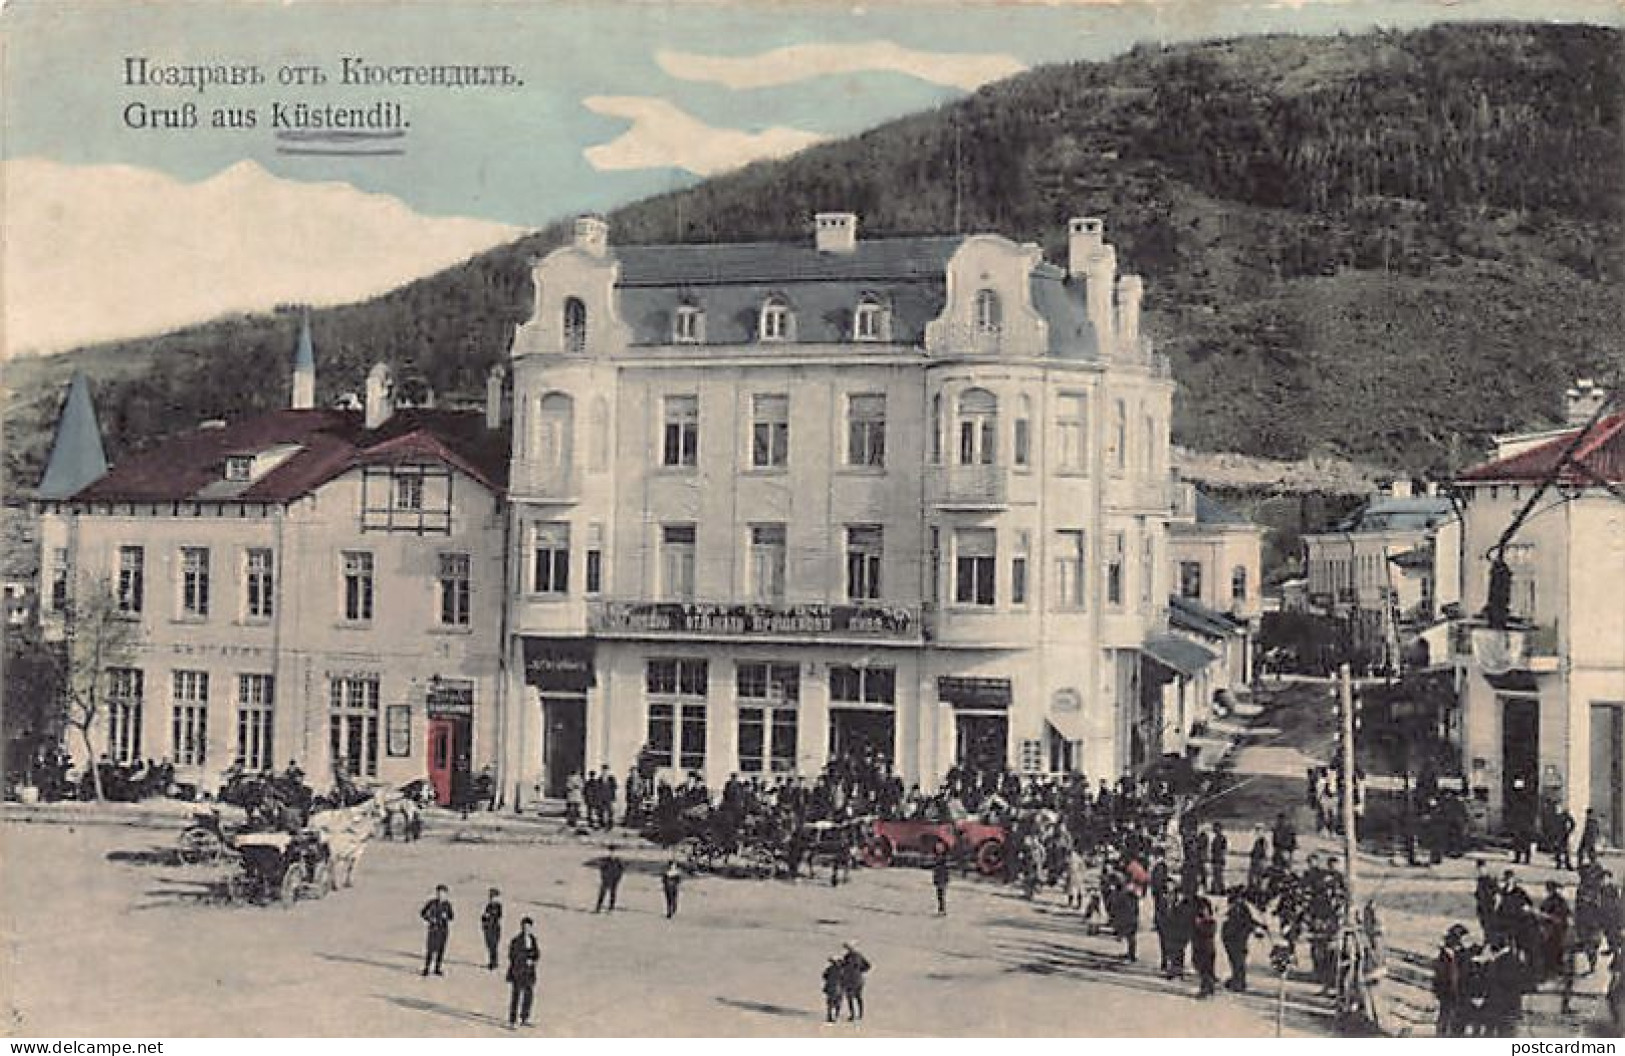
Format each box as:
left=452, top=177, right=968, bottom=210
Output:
left=975, top=839, right=1006, bottom=875
left=862, top=836, right=894, bottom=868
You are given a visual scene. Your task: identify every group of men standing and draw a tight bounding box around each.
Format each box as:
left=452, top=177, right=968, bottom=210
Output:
left=417, top=885, right=541, bottom=1029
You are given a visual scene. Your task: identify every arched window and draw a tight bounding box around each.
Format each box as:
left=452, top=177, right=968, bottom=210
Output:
left=973, top=288, right=1002, bottom=334
left=535, top=392, right=574, bottom=468
left=957, top=387, right=998, bottom=465
left=563, top=297, right=587, bottom=354
left=759, top=296, right=792, bottom=342
left=853, top=296, right=887, bottom=342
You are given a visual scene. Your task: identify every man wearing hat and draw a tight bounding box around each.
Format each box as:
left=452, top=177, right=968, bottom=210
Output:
left=1433, top=924, right=1469, bottom=1036
left=419, top=884, right=454, bottom=977
left=838, top=941, right=871, bottom=1022
left=506, top=917, right=540, bottom=1029
left=481, top=888, right=504, bottom=971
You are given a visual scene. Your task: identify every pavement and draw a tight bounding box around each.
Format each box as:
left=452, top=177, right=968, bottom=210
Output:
left=2, top=817, right=1321, bottom=1038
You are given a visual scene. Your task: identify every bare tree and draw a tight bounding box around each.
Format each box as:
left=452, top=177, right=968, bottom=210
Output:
left=59, top=578, right=139, bottom=801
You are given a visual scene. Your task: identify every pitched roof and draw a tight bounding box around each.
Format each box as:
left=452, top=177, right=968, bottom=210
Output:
left=1457, top=411, right=1625, bottom=486
left=71, top=407, right=510, bottom=503
left=1336, top=495, right=1455, bottom=533
left=1194, top=489, right=1249, bottom=526
left=614, top=237, right=966, bottom=287
left=36, top=372, right=109, bottom=499
left=1142, top=633, right=1218, bottom=677
left=1169, top=595, right=1246, bottom=639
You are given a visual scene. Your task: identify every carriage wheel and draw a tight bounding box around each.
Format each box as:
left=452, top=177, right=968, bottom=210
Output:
left=974, top=838, right=1006, bottom=876
left=862, top=836, right=894, bottom=869
left=278, top=863, right=302, bottom=906
left=178, top=828, right=221, bottom=865
left=310, top=860, right=334, bottom=896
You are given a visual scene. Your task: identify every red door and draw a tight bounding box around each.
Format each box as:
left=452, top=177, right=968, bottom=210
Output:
left=427, top=719, right=455, bottom=807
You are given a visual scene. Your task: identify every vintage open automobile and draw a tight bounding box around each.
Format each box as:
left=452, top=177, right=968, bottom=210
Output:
left=862, top=801, right=1007, bottom=874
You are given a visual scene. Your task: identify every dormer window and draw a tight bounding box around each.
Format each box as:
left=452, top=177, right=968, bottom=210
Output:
left=974, top=288, right=1002, bottom=334
left=673, top=304, right=703, bottom=344
left=563, top=297, right=587, bottom=354
left=759, top=296, right=792, bottom=342
left=224, top=456, right=253, bottom=482
left=853, top=297, right=888, bottom=342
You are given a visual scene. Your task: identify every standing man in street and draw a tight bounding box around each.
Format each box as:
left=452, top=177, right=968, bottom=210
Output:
left=1475, top=859, right=1497, bottom=938
left=932, top=854, right=951, bottom=916
left=1192, top=895, right=1219, bottom=998
left=1579, top=809, right=1601, bottom=868
left=1554, top=808, right=1576, bottom=871
left=1107, top=877, right=1140, bottom=962
left=481, top=888, right=503, bottom=971
left=1209, top=822, right=1229, bottom=896
left=661, top=858, right=683, bottom=919
left=595, top=845, right=625, bottom=913
left=1433, top=924, right=1469, bottom=1036
left=420, top=884, right=454, bottom=977
left=1271, top=811, right=1297, bottom=869
left=1222, top=892, right=1266, bottom=992
left=601, top=770, right=619, bottom=830
left=505, top=917, right=540, bottom=1029
left=839, top=941, right=871, bottom=1022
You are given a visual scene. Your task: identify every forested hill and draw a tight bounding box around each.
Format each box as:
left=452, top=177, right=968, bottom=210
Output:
left=7, top=21, right=1624, bottom=492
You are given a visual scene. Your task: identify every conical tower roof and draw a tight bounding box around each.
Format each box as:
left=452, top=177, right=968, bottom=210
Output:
left=37, top=372, right=109, bottom=499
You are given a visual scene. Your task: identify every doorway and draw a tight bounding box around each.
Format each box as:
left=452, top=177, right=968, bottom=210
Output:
left=1590, top=704, right=1624, bottom=845
left=542, top=696, right=586, bottom=799
left=1501, top=696, right=1539, bottom=837
left=426, top=716, right=471, bottom=808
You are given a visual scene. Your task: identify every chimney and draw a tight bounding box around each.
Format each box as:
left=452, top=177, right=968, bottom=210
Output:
left=364, top=362, right=395, bottom=430
left=1565, top=378, right=1607, bottom=427
left=1067, top=217, right=1105, bottom=278
left=1086, top=244, right=1117, bottom=347
left=486, top=365, right=507, bottom=430
left=1388, top=478, right=1413, bottom=500
left=291, top=310, right=316, bottom=410
left=1115, top=274, right=1143, bottom=352
left=814, top=212, right=858, bottom=254
left=574, top=215, right=609, bottom=257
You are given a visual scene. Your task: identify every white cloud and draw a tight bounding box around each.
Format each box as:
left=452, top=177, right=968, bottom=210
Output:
left=1, top=158, right=524, bottom=357
left=582, top=96, right=827, bottom=177
left=657, top=40, right=1028, bottom=93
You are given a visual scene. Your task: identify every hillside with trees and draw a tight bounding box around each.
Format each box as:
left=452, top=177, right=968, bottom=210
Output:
left=6, top=21, right=1623, bottom=495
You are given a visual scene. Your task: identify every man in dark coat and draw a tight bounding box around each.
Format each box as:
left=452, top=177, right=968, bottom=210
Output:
left=839, top=942, right=871, bottom=1021
left=505, top=917, right=540, bottom=1028
left=1483, top=935, right=1529, bottom=1037
left=932, top=855, right=951, bottom=916
left=481, top=888, right=503, bottom=971
left=1222, top=893, right=1265, bottom=992
left=1191, top=896, right=1219, bottom=997
left=420, top=884, right=454, bottom=976
left=1209, top=823, right=1229, bottom=896
left=595, top=845, right=625, bottom=913
left=1271, top=812, right=1297, bottom=869
left=1474, top=860, right=1498, bottom=939
left=661, top=858, right=683, bottom=919
left=1579, top=809, right=1601, bottom=868
left=1433, top=924, right=1469, bottom=1036
left=1554, top=809, right=1576, bottom=871
left=1107, top=878, right=1140, bottom=962
left=600, top=771, right=619, bottom=830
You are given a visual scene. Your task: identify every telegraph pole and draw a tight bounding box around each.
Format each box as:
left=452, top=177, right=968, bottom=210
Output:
left=1340, top=663, right=1357, bottom=916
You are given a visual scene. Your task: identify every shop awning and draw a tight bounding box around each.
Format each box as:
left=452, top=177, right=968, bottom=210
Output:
left=1048, top=712, right=1087, bottom=742
left=1141, top=634, right=1217, bottom=678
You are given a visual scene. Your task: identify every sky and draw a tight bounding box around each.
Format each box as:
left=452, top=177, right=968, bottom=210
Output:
left=7, top=0, right=1623, bottom=229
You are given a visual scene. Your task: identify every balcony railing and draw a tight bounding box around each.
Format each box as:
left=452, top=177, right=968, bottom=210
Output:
left=926, top=463, right=1007, bottom=508
left=587, top=598, right=922, bottom=643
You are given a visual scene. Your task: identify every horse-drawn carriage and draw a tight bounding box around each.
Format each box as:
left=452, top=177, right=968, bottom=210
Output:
left=173, top=791, right=385, bottom=906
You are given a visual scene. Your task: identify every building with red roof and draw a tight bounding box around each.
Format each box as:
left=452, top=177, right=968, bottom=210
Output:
left=35, top=321, right=512, bottom=805
left=1450, top=382, right=1625, bottom=844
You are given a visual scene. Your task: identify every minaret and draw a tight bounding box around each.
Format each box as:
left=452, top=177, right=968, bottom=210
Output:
left=37, top=372, right=109, bottom=499
left=291, top=310, right=316, bottom=410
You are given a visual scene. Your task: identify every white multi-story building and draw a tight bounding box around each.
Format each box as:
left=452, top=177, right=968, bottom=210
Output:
left=501, top=213, right=1191, bottom=802
left=1453, top=391, right=1625, bottom=844
left=33, top=327, right=510, bottom=806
